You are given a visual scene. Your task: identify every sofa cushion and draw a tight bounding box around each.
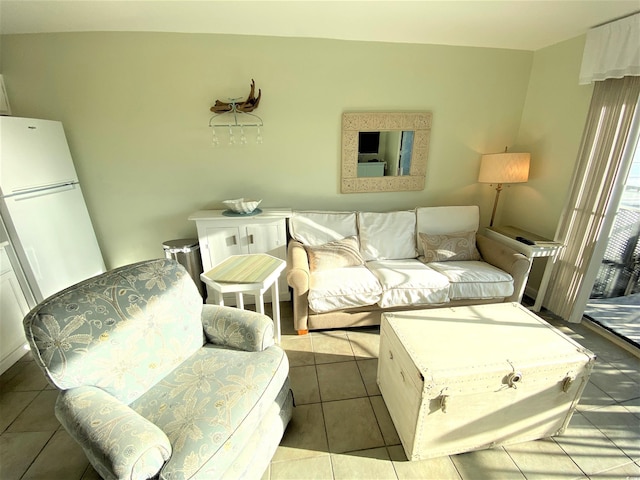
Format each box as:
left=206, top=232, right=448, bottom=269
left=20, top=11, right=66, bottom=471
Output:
left=367, top=259, right=450, bottom=308
left=308, top=265, right=382, bottom=313
left=290, top=211, right=358, bottom=246
left=420, top=230, right=481, bottom=262
left=358, top=211, right=417, bottom=261
left=427, top=260, right=514, bottom=300
left=416, top=206, right=480, bottom=256
left=304, top=236, right=365, bottom=272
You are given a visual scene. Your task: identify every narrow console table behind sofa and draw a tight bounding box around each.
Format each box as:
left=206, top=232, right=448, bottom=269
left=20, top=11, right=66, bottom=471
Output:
left=189, top=209, right=292, bottom=305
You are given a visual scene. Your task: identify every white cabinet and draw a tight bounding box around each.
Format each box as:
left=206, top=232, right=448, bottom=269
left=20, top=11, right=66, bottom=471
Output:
left=0, top=243, right=30, bottom=374
left=189, top=209, right=291, bottom=304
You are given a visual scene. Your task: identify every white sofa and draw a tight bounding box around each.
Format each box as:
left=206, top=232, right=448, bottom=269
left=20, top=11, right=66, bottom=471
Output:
left=286, top=206, right=532, bottom=334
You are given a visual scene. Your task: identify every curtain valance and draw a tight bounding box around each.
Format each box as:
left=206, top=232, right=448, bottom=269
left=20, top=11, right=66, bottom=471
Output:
left=579, top=13, right=640, bottom=85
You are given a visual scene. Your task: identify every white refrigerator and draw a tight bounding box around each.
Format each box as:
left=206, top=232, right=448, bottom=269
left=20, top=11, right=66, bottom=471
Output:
left=0, top=116, right=106, bottom=306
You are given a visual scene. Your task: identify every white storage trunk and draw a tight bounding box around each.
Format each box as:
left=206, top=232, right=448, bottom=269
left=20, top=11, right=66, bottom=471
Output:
left=377, top=303, right=595, bottom=460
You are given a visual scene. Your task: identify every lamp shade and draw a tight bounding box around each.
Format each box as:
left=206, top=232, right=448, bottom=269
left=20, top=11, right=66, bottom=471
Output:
left=478, top=153, right=530, bottom=184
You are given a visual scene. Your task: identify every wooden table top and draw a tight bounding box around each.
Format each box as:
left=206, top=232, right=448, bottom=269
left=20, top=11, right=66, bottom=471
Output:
left=202, top=254, right=284, bottom=284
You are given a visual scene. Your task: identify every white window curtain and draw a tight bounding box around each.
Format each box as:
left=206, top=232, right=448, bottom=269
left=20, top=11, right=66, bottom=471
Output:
left=579, top=13, right=640, bottom=85
left=546, top=76, right=640, bottom=321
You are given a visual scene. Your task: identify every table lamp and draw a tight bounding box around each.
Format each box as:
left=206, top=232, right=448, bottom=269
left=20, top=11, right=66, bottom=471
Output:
left=478, top=150, right=530, bottom=226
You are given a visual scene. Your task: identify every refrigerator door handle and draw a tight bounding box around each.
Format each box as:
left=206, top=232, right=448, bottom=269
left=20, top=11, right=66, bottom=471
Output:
left=6, top=182, right=77, bottom=200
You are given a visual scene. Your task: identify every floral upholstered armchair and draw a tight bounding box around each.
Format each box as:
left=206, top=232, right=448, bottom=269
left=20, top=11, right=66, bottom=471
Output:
left=23, top=258, right=293, bottom=480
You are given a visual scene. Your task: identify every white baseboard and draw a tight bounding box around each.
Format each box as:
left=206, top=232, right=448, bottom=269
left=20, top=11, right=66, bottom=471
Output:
left=0, top=343, right=29, bottom=376
left=583, top=318, right=640, bottom=359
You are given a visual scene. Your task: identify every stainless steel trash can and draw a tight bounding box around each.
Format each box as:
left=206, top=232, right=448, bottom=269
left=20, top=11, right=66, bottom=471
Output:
left=162, top=238, right=206, bottom=301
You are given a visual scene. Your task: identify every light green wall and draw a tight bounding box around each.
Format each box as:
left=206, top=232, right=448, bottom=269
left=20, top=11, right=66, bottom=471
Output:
left=508, top=36, right=594, bottom=288
left=510, top=35, right=594, bottom=235
left=2, top=32, right=534, bottom=268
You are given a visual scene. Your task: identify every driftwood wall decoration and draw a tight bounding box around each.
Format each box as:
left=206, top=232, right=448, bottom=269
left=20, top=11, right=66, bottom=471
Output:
left=210, top=80, right=262, bottom=113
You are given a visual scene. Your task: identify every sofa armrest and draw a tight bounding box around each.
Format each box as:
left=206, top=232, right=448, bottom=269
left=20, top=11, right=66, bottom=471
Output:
left=201, top=304, right=275, bottom=351
left=56, top=386, right=171, bottom=480
left=287, top=240, right=310, bottom=293
left=476, top=234, right=532, bottom=302
left=287, top=240, right=311, bottom=334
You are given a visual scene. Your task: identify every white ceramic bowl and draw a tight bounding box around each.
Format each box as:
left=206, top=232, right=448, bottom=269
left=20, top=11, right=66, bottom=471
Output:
left=222, top=198, right=262, bottom=214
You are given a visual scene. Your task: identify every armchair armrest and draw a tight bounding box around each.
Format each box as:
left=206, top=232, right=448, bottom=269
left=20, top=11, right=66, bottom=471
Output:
left=55, top=386, right=171, bottom=480
left=201, top=304, right=275, bottom=351
left=286, top=240, right=311, bottom=334
left=476, top=234, right=532, bottom=302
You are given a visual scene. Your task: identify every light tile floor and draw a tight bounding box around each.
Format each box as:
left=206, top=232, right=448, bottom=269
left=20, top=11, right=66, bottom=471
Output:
left=1, top=302, right=639, bottom=480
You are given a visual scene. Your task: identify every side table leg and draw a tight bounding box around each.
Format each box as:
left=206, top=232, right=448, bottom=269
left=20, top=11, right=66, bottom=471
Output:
left=256, top=291, right=265, bottom=315
left=271, top=279, right=281, bottom=344
left=214, top=290, right=224, bottom=306
left=235, top=292, right=245, bottom=310
left=533, top=254, right=558, bottom=312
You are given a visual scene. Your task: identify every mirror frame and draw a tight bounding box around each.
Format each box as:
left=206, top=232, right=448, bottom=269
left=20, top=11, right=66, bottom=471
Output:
left=341, top=112, right=432, bottom=193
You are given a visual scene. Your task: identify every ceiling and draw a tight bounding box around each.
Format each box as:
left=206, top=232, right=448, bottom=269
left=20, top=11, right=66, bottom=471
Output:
left=1, top=1, right=638, bottom=51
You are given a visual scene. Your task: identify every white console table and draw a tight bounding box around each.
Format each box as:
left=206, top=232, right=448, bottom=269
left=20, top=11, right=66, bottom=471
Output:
left=189, top=208, right=291, bottom=305
left=485, top=226, right=564, bottom=312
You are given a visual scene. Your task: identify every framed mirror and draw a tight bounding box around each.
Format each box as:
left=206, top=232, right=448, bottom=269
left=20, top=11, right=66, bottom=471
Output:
left=341, top=112, right=432, bottom=193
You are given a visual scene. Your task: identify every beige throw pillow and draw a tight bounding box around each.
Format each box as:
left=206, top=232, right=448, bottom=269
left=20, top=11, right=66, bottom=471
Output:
left=420, top=231, right=481, bottom=262
left=305, top=236, right=365, bottom=272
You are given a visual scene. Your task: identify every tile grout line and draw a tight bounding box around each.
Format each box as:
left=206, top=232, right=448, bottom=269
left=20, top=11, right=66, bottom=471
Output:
left=580, top=406, right=638, bottom=473
left=6, top=371, right=59, bottom=479
left=1, top=363, right=53, bottom=430
left=308, top=331, right=333, bottom=474
left=448, top=455, right=464, bottom=480
left=318, top=387, right=333, bottom=480
left=593, top=457, right=640, bottom=477
left=1, top=391, right=38, bottom=435
left=384, top=446, right=402, bottom=480
left=550, top=418, right=620, bottom=480
left=502, top=444, right=537, bottom=480
left=583, top=359, right=640, bottom=469
left=17, top=429, right=58, bottom=480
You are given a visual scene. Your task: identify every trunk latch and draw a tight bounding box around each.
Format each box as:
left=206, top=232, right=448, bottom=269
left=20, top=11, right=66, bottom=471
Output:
left=507, top=371, right=523, bottom=388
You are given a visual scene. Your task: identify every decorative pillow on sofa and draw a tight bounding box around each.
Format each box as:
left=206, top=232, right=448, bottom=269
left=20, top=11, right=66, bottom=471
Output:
left=304, top=236, right=365, bottom=272
left=358, top=211, right=417, bottom=261
left=415, top=206, right=479, bottom=256
left=420, top=230, right=481, bottom=262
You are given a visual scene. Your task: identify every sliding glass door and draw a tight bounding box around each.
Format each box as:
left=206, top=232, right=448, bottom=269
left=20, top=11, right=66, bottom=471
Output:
left=585, top=134, right=640, bottom=345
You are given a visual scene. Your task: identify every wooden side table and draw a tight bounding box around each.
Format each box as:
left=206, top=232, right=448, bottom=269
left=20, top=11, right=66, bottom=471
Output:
left=484, top=226, right=564, bottom=312
left=200, top=253, right=286, bottom=343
